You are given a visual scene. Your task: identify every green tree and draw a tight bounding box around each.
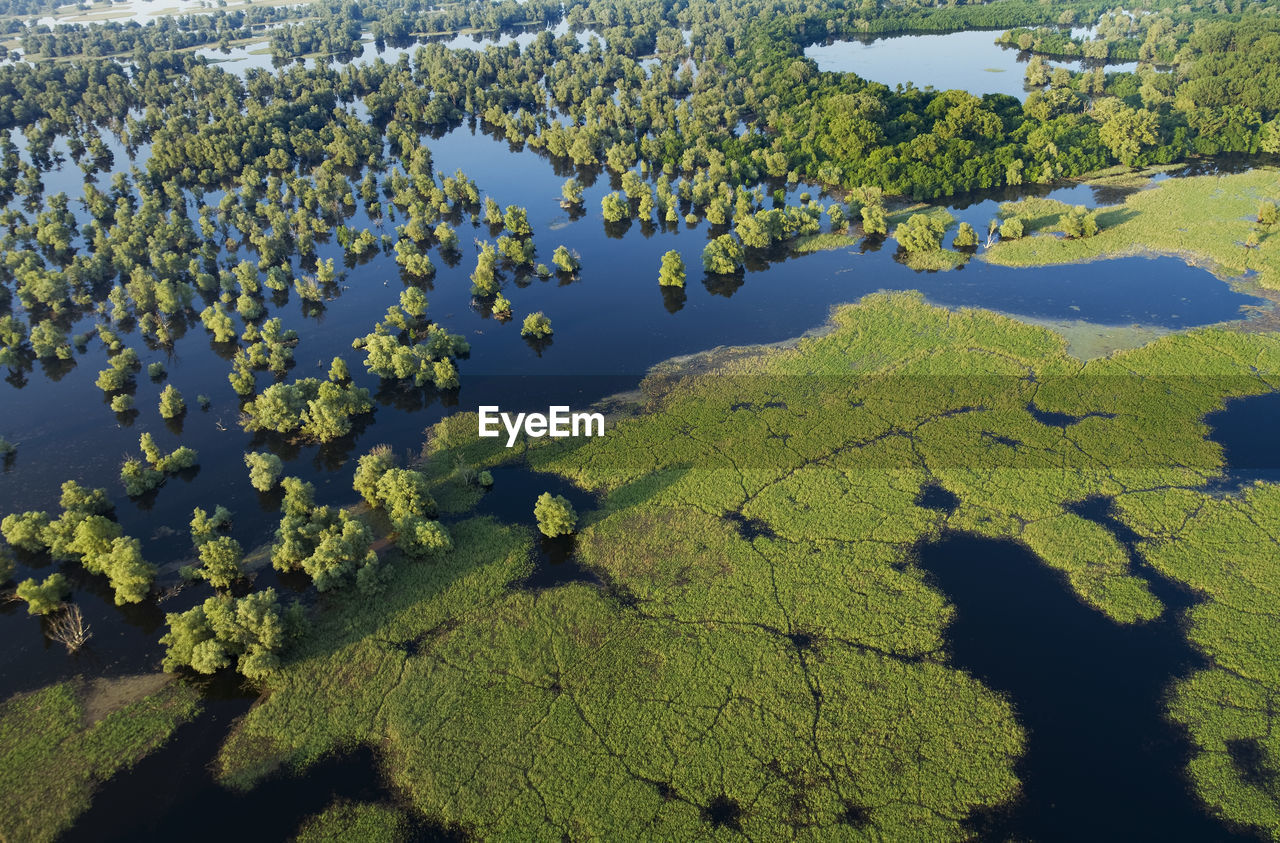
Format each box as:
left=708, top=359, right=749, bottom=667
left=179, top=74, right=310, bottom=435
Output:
left=158, top=384, right=185, bottom=419
left=601, top=192, right=629, bottom=223
left=561, top=177, right=584, bottom=206
left=861, top=204, right=888, bottom=236
left=0, top=512, right=50, bottom=552
left=161, top=589, right=300, bottom=679
left=245, top=451, right=284, bottom=492
left=999, top=217, right=1026, bottom=240
left=16, top=573, right=69, bottom=615
left=1093, top=98, right=1158, bottom=166
left=701, top=235, right=744, bottom=274
left=534, top=492, right=577, bottom=537
left=953, top=222, right=979, bottom=248
left=894, top=214, right=946, bottom=253
left=551, top=246, right=579, bottom=273
left=521, top=312, right=553, bottom=339
left=187, top=535, right=245, bottom=589
left=658, top=250, right=686, bottom=287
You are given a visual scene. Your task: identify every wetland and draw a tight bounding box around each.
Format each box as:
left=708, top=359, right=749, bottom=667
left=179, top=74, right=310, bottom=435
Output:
left=2, top=0, right=1280, bottom=839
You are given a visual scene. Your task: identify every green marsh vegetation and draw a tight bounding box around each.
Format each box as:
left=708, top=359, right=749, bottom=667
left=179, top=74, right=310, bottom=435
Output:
left=986, top=169, right=1280, bottom=290
left=217, top=292, right=1280, bottom=839
left=294, top=800, right=412, bottom=842
left=0, top=676, right=201, bottom=843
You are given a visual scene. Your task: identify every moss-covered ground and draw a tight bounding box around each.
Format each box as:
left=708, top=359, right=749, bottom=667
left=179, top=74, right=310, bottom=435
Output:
left=0, top=675, right=202, bottom=842
left=217, top=292, right=1280, bottom=840
left=985, top=169, right=1280, bottom=289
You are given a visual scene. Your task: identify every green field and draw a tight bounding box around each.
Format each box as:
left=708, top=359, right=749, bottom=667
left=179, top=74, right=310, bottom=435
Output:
left=985, top=169, right=1280, bottom=290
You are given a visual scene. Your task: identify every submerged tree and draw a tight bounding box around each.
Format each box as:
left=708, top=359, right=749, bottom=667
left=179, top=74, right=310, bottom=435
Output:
left=534, top=492, right=577, bottom=537
left=658, top=250, right=686, bottom=287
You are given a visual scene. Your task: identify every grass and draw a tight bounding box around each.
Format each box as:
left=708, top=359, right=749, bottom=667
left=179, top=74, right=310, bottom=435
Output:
left=0, top=676, right=201, bottom=842
left=217, top=291, right=1280, bottom=839
left=1119, top=483, right=1280, bottom=840
left=295, top=800, right=410, bottom=842
left=792, top=232, right=860, bottom=254
left=984, top=169, right=1280, bottom=289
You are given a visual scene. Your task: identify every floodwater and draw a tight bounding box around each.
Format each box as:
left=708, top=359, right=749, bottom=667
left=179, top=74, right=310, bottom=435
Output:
left=917, top=530, right=1232, bottom=842
left=805, top=29, right=1139, bottom=100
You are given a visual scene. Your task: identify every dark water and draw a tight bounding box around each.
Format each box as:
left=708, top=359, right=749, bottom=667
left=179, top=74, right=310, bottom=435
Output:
left=916, top=530, right=1236, bottom=841
left=469, top=464, right=599, bottom=589
left=65, top=685, right=455, bottom=843
left=1205, top=392, right=1280, bottom=490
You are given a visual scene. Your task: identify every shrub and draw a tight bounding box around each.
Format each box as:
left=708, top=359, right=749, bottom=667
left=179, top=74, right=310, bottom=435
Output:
left=953, top=222, right=979, bottom=248
left=534, top=492, right=577, bottom=537
left=394, top=515, right=453, bottom=559
left=161, top=589, right=301, bottom=679
left=272, top=478, right=380, bottom=592
left=186, top=535, right=245, bottom=589
left=701, top=235, right=744, bottom=274
left=245, top=451, right=284, bottom=491
left=110, top=394, right=134, bottom=412
left=147, top=362, right=166, bottom=380
left=521, top=312, right=553, bottom=339
left=999, top=217, right=1025, bottom=240
left=894, top=213, right=947, bottom=253
left=158, top=384, right=185, bottom=419
left=16, top=573, right=69, bottom=615
left=551, top=246, right=579, bottom=273
left=658, top=250, right=686, bottom=287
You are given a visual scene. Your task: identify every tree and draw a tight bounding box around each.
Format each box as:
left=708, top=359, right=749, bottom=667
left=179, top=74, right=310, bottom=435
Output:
left=521, top=312, right=553, bottom=339
left=1, top=511, right=51, bottom=552
left=245, top=452, right=283, bottom=491
left=953, top=222, right=978, bottom=248
left=161, top=588, right=301, bottom=679
left=159, top=384, right=185, bottom=419
left=552, top=246, right=579, bottom=273
left=861, top=204, right=888, bottom=236
left=534, top=492, right=577, bottom=537
left=601, top=192, right=629, bottom=223
left=503, top=205, right=532, bottom=237
left=999, top=217, right=1025, bottom=240
left=894, top=214, right=946, bottom=253
left=561, top=177, right=584, bottom=206
left=395, top=515, right=453, bottom=559
left=658, top=250, right=686, bottom=287
left=1258, top=201, right=1278, bottom=228
left=187, top=535, right=245, bottom=588
left=1093, top=98, right=1158, bottom=166
left=702, top=235, right=745, bottom=274
left=16, top=573, right=70, bottom=615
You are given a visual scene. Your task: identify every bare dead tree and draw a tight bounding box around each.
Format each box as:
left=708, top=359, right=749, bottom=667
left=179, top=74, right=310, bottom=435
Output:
left=47, top=604, right=92, bottom=653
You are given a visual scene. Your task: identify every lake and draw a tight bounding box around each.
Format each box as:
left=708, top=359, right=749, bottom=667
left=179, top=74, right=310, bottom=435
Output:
left=804, top=29, right=1139, bottom=100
